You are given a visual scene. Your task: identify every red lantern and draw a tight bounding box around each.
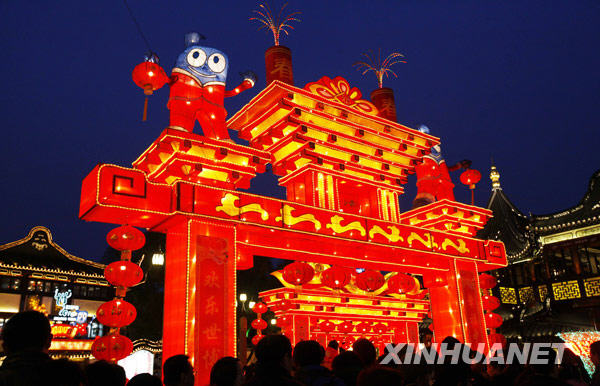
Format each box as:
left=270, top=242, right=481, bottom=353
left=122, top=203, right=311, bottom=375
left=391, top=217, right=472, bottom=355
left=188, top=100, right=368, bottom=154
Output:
left=91, top=334, right=133, bottom=362
left=252, top=302, right=268, bottom=314
left=252, top=334, right=264, bottom=345
left=479, top=273, right=497, bottom=290
left=276, top=315, right=292, bottom=327
left=321, top=266, right=352, bottom=290
left=460, top=169, right=482, bottom=188
left=106, top=225, right=146, bottom=251
left=387, top=273, right=417, bottom=294
left=96, top=299, right=137, bottom=328
left=104, top=261, right=143, bottom=288
left=318, top=321, right=335, bottom=333
left=356, top=322, right=371, bottom=334
left=338, top=321, right=354, bottom=334
left=282, top=262, right=315, bottom=286
left=373, top=323, right=387, bottom=334
left=485, top=312, right=503, bottom=329
left=251, top=318, right=267, bottom=330
left=423, top=273, right=447, bottom=288
left=342, top=335, right=356, bottom=349
left=488, top=333, right=507, bottom=347
left=132, top=60, right=169, bottom=121
left=356, top=270, right=385, bottom=292
left=278, top=299, right=293, bottom=311
left=132, top=61, right=168, bottom=94
left=482, top=295, right=500, bottom=311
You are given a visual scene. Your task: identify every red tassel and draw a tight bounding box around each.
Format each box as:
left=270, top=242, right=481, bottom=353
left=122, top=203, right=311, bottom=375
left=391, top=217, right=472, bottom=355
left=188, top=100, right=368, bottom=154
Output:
left=142, top=96, right=148, bottom=121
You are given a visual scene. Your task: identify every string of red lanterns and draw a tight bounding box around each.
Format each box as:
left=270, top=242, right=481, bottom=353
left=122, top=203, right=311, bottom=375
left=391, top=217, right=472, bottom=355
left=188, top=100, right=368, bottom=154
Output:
left=91, top=225, right=145, bottom=362
left=479, top=272, right=506, bottom=346
left=251, top=302, right=268, bottom=345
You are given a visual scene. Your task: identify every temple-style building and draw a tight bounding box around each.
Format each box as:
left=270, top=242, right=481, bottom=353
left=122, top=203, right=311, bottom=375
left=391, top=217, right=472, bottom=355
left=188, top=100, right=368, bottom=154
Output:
left=0, top=226, right=112, bottom=359
left=478, top=167, right=600, bottom=338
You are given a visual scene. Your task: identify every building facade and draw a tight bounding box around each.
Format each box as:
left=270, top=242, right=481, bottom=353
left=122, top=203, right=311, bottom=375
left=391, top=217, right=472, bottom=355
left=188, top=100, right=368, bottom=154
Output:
left=479, top=168, right=600, bottom=338
left=0, top=226, right=113, bottom=359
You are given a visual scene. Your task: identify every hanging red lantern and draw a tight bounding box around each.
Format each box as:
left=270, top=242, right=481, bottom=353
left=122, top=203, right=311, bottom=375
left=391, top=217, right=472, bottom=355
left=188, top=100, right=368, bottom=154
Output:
left=252, top=302, right=268, bottom=314
left=460, top=169, right=482, bottom=205
left=479, top=273, right=498, bottom=290
left=423, top=273, right=447, bottom=288
left=318, top=321, right=335, bottom=333
left=91, top=334, right=133, bottom=362
left=482, top=295, right=501, bottom=311
left=278, top=299, right=293, bottom=311
left=251, top=318, right=267, bottom=330
left=96, top=299, right=137, bottom=328
left=485, top=312, right=503, bottom=329
left=251, top=334, right=265, bottom=345
left=282, top=262, right=315, bottom=286
left=132, top=59, right=169, bottom=121
left=106, top=225, right=146, bottom=252
left=276, top=315, right=292, bottom=327
left=373, top=323, right=387, bottom=334
left=387, top=273, right=418, bottom=294
left=460, top=169, right=482, bottom=188
left=356, top=270, right=385, bottom=292
left=488, top=333, right=507, bottom=347
left=356, top=322, right=371, bottom=334
left=321, top=266, right=352, bottom=290
left=342, top=335, right=356, bottom=349
left=338, top=321, right=354, bottom=334
left=104, top=261, right=143, bottom=288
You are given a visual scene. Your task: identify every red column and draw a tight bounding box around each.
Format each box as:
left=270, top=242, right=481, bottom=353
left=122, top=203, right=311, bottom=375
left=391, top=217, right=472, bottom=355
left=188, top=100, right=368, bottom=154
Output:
left=163, top=220, right=237, bottom=386
left=427, top=262, right=489, bottom=352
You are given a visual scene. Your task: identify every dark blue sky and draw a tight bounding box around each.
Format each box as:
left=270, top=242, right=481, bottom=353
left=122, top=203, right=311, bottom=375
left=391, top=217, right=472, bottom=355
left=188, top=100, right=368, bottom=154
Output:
left=1, top=1, right=598, bottom=261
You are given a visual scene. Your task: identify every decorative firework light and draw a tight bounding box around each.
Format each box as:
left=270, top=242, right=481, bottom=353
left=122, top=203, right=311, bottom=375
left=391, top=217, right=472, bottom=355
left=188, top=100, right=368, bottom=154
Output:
left=354, top=49, right=406, bottom=88
left=557, top=331, right=600, bottom=377
left=250, top=1, right=301, bottom=46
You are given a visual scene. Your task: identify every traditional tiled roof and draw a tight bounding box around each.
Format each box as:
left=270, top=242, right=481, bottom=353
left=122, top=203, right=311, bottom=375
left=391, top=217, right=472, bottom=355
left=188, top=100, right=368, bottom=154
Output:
left=477, top=168, right=534, bottom=262
left=531, top=169, right=600, bottom=235
left=0, top=226, right=105, bottom=276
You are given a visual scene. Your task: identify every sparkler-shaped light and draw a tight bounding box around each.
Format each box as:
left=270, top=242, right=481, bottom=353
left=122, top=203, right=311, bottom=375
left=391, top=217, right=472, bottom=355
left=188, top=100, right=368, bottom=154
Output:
left=250, top=1, right=301, bottom=46
left=354, top=49, right=406, bottom=88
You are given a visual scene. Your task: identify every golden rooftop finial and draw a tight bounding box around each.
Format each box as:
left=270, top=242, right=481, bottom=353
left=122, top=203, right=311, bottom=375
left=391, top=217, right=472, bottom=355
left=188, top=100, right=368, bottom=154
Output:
left=490, top=164, right=501, bottom=190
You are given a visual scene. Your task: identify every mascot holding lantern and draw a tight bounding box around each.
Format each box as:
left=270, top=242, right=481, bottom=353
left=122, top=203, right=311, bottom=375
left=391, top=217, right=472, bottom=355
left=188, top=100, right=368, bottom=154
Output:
left=132, top=32, right=256, bottom=140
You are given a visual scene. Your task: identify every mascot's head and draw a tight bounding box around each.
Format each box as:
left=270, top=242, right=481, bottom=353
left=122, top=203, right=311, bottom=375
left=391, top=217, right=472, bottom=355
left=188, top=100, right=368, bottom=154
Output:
left=419, top=124, right=442, bottom=158
left=174, top=32, right=228, bottom=85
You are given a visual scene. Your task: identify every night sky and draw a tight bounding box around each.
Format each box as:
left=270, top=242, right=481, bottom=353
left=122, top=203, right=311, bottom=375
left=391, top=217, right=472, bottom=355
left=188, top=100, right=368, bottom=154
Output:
left=1, top=1, right=598, bottom=262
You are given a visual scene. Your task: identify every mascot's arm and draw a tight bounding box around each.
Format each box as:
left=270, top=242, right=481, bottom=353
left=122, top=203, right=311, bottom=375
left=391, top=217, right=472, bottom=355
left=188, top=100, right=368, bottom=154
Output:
left=225, top=71, right=257, bottom=97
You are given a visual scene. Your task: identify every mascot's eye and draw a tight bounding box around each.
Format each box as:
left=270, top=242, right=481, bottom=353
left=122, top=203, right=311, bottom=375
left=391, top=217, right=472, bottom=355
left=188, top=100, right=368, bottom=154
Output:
left=187, top=49, right=206, bottom=67
left=208, top=53, right=226, bottom=73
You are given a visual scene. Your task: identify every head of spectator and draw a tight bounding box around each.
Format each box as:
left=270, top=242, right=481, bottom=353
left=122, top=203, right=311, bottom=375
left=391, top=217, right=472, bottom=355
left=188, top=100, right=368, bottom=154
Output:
left=210, top=356, right=242, bottom=386
left=332, top=351, right=363, bottom=386
left=85, top=360, right=126, bottom=386
left=255, top=334, right=293, bottom=371
left=357, top=365, right=403, bottom=386
left=293, top=340, right=325, bottom=368
left=327, top=341, right=339, bottom=351
left=163, top=355, right=195, bottom=386
left=1, top=311, right=52, bottom=355
left=352, top=338, right=377, bottom=367
left=591, top=340, right=600, bottom=367
left=127, top=373, right=163, bottom=386
left=47, top=359, right=85, bottom=386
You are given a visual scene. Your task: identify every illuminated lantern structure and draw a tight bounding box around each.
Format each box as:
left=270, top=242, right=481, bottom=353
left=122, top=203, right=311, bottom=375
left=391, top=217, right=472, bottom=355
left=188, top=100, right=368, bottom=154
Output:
left=79, top=33, right=507, bottom=383
left=91, top=225, right=145, bottom=362
left=460, top=168, right=482, bottom=205
left=131, top=55, right=169, bottom=121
